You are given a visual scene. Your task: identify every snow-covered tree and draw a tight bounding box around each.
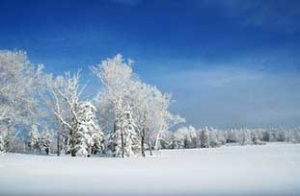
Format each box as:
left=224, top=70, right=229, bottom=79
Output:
left=172, top=128, right=186, bottom=149
left=128, top=81, right=184, bottom=155
left=290, top=128, right=300, bottom=143
left=38, top=128, right=53, bottom=155
left=251, top=130, right=264, bottom=145
left=26, top=126, right=53, bottom=155
left=0, top=50, right=44, bottom=152
left=47, top=71, right=90, bottom=157
left=240, top=129, right=253, bottom=145
left=91, top=54, right=133, bottom=133
left=216, top=131, right=226, bottom=146
left=75, top=101, right=105, bottom=157
left=128, top=82, right=157, bottom=156
left=200, top=127, right=210, bottom=148
left=92, top=54, right=184, bottom=157
left=171, top=126, right=198, bottom=149
left=209, top=128, right=220, bottom=147
left=108, top=109, right=140, bottom=157
left=27, top=125, right=40, bottom=152
left=151, top=92, right=185, bottom=151
left=226, top=129, right=240, bottom=143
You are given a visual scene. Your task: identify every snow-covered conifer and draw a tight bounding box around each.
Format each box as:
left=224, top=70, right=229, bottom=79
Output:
left=73, top=102, right=105, bottom=157
left=216, top=131, right=226, bottom=145
left=200, top=127, right=210, bottom=148
left=209, top=127, right=219, bottom=147
left=240, top=129, right=253, bottom=145
left=291, top=128, right=300, bottom=143
left=27, top=125, right=40, bottom=152
left=109, top=109, right=140, bottom=157
left=39, top=129, right=53, bottom=155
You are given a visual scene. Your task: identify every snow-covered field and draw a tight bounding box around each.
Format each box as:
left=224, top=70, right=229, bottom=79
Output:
left=0, top=143, right=299, bottom=196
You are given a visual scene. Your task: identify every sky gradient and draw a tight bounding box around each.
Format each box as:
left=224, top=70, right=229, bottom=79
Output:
left=0, top=0, right=299, bottom=128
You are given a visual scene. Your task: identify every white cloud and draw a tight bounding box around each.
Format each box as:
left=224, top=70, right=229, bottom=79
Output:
left=200, top=0, right=300, bottom=29
left=156, top=66, right=300, bottom=128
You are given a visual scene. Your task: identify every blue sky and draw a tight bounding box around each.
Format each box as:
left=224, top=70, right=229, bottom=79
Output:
left=0, top=0, right=299, bottom=128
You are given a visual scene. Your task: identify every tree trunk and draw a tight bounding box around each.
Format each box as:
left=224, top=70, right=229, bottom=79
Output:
left=121, top=129, right=125, bottom=158
left=87, top=146, right=92, bottom=157
left=70, top=128, right=76, bottom=157
left=71, top=150, right=76, bottom=157
left=5, top=124, right=12, bottom=152
left=114, top=121, right=117, bottom=133
left=57, top=129, right=61, bottom=156
left=45, top=148, right=49, bottom=155
left=154, top=133, right=160, bottom=151
left=148, top=142, right=153, bottom=156
left=141, top=128, right=145, bottom=157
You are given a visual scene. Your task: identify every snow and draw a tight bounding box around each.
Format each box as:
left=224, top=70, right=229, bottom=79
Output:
left=0, top=143, right=299, bottom=196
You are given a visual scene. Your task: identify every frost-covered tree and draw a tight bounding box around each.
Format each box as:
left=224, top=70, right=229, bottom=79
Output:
left=226, top=129, right=240, bottom=143
left=108, top=109, right=140, bottom=157
left=48, top=74, right=105, bottom=157
left=172, top=128, right=185, bottom=149
left=216, top=131, right=226, bottom=146
left=0, top=50, right=44, bottom=152
left=92, top=54, right=183, bottom=157
left=251, top=130, right=264, bottom=145
left=27, top=125, right=40, bottom=153
left=290, top=128, right=300, bottom=143
left=91, top=54, right=133, bottom=133
left=240, top=129, right=253, bottom=145
left=128, top=81, right=184, bottom=155
left=209, top=128, right=220, bottom=147
left=47, top=71, right=89, bottom=157
left=38, top=128, right=53, bottom=155
left=129, top=82, right=157, bottom=156
left=92, top=55, right=134, bottom=157
left=171, top=126, right=197, bottom=149
left=151, top=92, right=185, bottom=151
left=200, top=127, right=210, bottom=148
left=75, top=101, right=104, bottom=157
left=26, top=126, right=53, bottom=155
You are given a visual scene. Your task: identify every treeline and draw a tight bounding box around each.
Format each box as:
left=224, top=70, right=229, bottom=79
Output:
left=161, top=126, right=300, bottom=150
left=2, top=125, right=299, bottom=155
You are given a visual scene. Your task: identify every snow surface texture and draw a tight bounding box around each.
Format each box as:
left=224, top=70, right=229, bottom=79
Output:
left=0, top=143, right=299, bottom=196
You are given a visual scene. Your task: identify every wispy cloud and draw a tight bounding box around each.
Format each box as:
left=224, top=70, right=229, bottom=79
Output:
left=152, top=61, right=300, bottom=128
left=201, top=0, right=300, bottom=29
